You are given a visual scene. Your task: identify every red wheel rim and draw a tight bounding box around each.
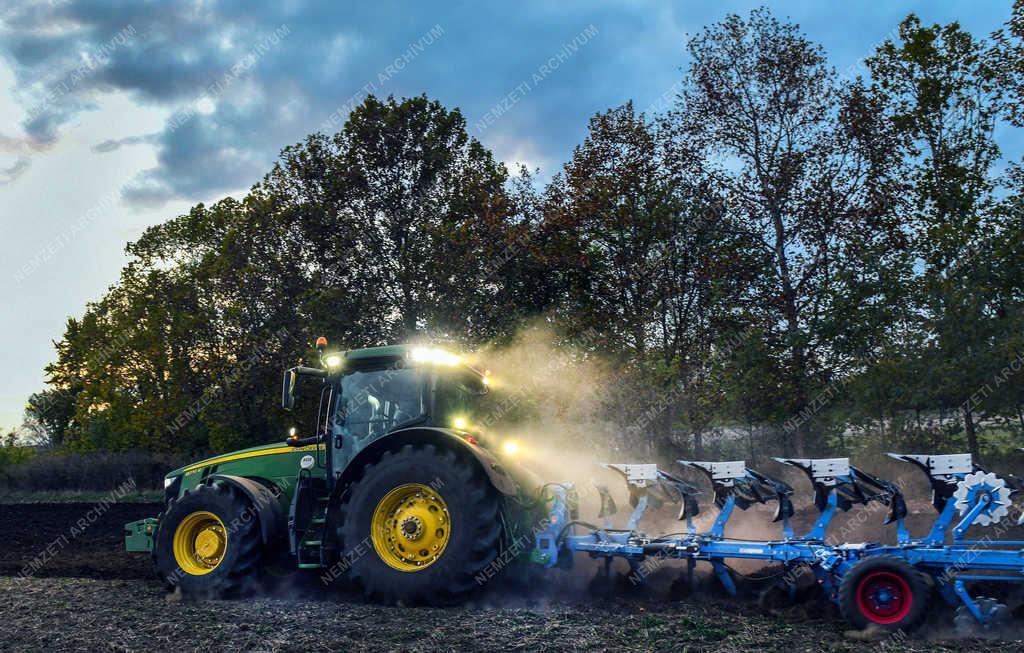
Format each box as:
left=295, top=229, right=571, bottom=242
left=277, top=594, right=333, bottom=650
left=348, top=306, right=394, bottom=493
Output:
left=856, top=570, right=912, bottom=625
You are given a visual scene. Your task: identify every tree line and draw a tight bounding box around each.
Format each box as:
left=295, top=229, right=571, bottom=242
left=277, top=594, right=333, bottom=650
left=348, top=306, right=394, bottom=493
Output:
left=17, top=6, right=1024, bottom=464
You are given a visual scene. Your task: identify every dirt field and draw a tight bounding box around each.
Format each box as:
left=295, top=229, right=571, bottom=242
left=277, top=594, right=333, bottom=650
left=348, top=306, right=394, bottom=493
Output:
left=0, top=502, right=1021, bottom=652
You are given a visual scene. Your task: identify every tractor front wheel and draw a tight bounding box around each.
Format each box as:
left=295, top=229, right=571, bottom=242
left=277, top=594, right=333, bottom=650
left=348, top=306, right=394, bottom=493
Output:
left=153, top=482, right=264, bottom=597
left=338, top=443, right=502, bottom=605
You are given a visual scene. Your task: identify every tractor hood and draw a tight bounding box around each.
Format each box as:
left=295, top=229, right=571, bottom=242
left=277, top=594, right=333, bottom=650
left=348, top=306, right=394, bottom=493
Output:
left=166, top=441, right=321, bottom=483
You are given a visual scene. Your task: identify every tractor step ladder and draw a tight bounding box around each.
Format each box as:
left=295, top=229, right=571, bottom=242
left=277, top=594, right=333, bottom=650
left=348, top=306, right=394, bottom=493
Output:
left=297, top=500, right=328, bottom=568
left=291, top=471, right=330, bottom=569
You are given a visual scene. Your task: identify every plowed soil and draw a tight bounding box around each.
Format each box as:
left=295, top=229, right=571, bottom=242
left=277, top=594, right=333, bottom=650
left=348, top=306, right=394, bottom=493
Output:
left=0, top=502, right=1021, bottom=652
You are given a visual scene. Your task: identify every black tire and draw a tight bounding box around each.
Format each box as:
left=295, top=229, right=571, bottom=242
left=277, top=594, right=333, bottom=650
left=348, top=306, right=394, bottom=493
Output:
left=338, top=443, right=502, bottom=605
left=153, top=482, right=263, bottom=597
left=838, top=556, right=930, bottom=632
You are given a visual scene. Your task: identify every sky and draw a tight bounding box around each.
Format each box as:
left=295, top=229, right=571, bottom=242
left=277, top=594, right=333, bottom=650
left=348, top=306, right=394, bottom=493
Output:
left=0, top=0, right=1015, bottom=433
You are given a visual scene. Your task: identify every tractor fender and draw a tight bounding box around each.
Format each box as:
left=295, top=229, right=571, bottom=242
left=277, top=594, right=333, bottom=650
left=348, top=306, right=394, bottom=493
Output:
left=206, top=473, right=286, bottom=546
left=337, top=427, right=521, bottom=496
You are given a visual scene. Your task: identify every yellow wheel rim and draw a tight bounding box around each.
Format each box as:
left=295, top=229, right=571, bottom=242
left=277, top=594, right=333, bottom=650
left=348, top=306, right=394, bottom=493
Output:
left=370, top=483, right=451, bottom=572
left=173, top=510, right=228, bottom=575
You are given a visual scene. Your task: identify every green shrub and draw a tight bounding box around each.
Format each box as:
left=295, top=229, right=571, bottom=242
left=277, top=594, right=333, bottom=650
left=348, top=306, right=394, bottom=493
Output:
left=0, top=450, right=190, bottom=493
left=0, top=445, right=35, bottom=469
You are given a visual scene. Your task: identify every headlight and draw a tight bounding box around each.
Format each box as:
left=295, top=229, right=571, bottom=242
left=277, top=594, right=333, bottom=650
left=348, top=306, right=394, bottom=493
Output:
left=411, top=347, right=461, bottom=366
left=163, top=475, right=182, bottom=504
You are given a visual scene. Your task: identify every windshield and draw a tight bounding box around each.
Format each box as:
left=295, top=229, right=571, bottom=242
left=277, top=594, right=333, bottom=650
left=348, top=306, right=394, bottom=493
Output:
left=335, top=367, right=425, bottom=442
left=434, top=369, right=487, bottom=428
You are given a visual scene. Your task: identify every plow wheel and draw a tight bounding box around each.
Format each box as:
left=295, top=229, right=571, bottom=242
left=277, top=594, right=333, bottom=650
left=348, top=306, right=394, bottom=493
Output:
left=838, top=556, right=929, bottom=632
left=339, top=443, right=501, bottom=605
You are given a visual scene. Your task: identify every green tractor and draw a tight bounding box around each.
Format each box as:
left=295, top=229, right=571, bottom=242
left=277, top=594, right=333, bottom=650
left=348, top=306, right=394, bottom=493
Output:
left=125, top=342, right=533, bottom=603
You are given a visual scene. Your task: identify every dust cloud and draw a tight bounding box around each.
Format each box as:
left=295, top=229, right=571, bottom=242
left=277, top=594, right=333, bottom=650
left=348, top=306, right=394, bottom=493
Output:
left=467, top=326, right=675, bottom=526
left=451, top=326, right=1024, bottom=634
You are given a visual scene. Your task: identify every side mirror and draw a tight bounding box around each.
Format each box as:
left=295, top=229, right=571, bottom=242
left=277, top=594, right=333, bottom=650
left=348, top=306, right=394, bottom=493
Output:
left=282, top=369, right=297, bottom=411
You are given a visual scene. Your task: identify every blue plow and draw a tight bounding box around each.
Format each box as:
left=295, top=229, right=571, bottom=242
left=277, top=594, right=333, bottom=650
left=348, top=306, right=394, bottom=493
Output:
left=531, top=453, right=1023, bottom=633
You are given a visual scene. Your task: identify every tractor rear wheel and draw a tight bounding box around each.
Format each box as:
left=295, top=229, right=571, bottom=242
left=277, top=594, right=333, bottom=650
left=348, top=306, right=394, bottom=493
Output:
left=338, top=443, right=502, bottom=605
left=838, top=556, right=930, bottom=632
left=153, top=482, right=263, bottom=597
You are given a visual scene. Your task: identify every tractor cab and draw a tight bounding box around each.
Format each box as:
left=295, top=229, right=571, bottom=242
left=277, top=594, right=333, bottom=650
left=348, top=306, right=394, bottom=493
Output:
left=282, top=343, right=491, bottom=476
left=333, top=347, right=487, bottom=439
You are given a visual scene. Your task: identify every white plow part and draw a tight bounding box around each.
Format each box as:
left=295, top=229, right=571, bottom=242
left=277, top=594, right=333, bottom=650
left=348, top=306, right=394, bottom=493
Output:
left=677, top=460, right=746, bottom=482
left=774, top=457, right=850, bottom=481
left=600, top=463, right=659, bottom=487
left=953, top=471, right=1013, bottom=526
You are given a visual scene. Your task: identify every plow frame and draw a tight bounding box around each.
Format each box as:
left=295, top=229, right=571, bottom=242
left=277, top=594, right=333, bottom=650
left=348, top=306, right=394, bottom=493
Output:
left=532, top=452, right=1024, bottom=630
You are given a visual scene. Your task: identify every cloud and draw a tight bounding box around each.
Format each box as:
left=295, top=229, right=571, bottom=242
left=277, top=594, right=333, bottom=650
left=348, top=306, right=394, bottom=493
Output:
left=0, top=131, right=47, bottom=154
left=0, top=156, right=30, bottom=185
left=91, top=133, right=156, bottom=153
left=0, top=1, right=691, bottom=207
left=90, top=139, right=120, bottom=153
left=0, top=132, right=35, bottom=185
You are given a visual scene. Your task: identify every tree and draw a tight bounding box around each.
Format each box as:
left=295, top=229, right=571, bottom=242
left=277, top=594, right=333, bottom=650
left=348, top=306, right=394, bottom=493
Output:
left=356, top=96, right=510, bottom=340
left=973, top=163, right=1024, bottom=435
left=994, top=0, right=1024, bottom=129
left=868, top=15, right=1006, bottom=460
left=36, top=95, right=527, bottom=454
left=538, top=102, right=756, bottom=456
left=22, top=388, right=78, bottom=448
left=671, top=9, right=911, bottom=454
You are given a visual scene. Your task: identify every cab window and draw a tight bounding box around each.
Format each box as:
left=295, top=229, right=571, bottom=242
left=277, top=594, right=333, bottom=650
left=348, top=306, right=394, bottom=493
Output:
left=433, top=370, right=486, bottom=428
left=336, top=367, right=424, bottom=442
